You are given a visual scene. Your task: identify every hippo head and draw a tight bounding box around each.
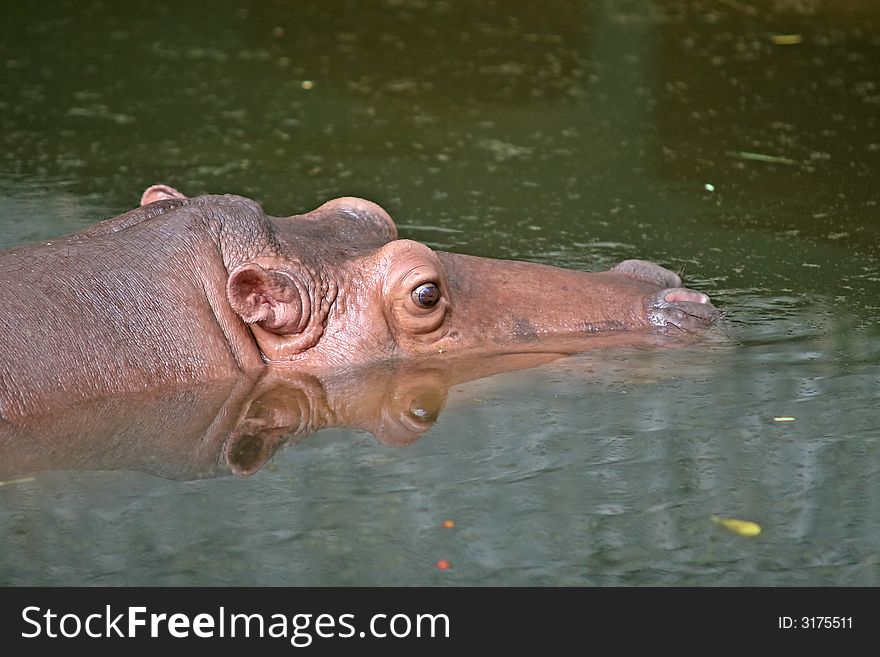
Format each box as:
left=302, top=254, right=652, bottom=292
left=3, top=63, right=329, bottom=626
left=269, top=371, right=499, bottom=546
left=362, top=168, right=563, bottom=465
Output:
left=144, top=185, right=719, bottom=371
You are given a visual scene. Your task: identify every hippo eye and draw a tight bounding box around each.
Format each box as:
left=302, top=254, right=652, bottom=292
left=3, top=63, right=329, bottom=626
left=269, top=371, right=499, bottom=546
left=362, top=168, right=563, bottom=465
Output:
left=412, top=282, right=441, bottom=308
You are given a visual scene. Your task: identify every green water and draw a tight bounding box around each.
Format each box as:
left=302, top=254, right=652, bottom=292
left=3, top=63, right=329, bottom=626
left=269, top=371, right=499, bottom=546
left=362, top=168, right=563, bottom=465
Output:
left=1, top=0, right=878, bottom=585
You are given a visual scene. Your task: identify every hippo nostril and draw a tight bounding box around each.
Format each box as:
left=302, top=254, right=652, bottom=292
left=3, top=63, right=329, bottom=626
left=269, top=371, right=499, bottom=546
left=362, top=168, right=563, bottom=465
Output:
left=647, top=287, right=720, bottom=331
left=664, top=289, right=709, bottom=304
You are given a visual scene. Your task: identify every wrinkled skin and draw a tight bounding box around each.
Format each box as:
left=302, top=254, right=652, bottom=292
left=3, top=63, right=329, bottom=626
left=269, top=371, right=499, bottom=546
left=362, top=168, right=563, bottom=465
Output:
left=0, top=184, right=718, bottom=419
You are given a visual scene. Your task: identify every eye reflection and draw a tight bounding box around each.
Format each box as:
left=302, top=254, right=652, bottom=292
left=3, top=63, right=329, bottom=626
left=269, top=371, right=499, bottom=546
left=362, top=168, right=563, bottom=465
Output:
left=407, top=396, right=441, bottom=424
left=409, top=404, right=430, bottom=419
left=412, top=282, right=441, bottom=308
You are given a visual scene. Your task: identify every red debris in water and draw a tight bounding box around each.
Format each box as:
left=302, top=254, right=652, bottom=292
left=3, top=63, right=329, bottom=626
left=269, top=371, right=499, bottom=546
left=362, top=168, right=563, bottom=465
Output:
left=436, top=560, right=451, bottom=570
left=442, top=519, right=456, bottom=529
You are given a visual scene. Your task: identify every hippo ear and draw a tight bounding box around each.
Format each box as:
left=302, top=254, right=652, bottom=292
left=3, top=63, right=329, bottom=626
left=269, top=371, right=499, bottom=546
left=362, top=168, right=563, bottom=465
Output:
left=226, top=263, right=306, bottom=334
left=140, top=184, right=186, bottom=206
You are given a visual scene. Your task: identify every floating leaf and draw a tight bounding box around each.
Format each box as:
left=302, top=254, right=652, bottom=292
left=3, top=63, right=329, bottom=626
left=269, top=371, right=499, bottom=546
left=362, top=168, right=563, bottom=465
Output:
left=0, top=476, right=35, bottom=487
left=771, top=34, right=803, bottom=45
left=734, top=151, right=796, bottom=165
left=712, top=515, right=762, bottom=537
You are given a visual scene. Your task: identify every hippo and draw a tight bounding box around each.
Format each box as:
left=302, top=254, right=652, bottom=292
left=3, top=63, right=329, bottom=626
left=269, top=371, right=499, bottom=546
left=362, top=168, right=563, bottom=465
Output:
left=0, top=184, right=718, bottom=419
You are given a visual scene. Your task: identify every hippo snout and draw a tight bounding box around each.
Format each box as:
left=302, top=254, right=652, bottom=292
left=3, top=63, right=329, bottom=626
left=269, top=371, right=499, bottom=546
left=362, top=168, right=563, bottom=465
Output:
left=608, top=259, right=718, bottom=332
left=645, top=286, right=720, bottom=331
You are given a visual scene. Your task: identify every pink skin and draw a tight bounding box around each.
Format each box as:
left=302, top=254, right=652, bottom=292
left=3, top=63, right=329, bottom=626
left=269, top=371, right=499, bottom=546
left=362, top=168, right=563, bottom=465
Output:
left=0, top=184, right=718, bottom=418
left=212, top=186, right=719, bottom=370
left=140, top=184, right=183, bottom=205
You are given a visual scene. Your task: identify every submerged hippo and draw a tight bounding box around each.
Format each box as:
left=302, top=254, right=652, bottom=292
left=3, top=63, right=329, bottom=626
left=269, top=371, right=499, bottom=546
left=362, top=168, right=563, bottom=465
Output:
left=0, top=184, right=717, bottom=419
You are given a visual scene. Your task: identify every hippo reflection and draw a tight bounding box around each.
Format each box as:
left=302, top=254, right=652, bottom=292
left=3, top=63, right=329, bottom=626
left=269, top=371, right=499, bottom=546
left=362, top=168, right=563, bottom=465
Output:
left=0, top=185, right=718, bottom=419
left=0, top=353, right=585, bottom=480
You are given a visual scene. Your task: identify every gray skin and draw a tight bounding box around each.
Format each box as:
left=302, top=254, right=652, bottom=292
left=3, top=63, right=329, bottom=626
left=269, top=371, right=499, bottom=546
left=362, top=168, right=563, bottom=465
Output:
left=0, top=185, right=718, bottom=420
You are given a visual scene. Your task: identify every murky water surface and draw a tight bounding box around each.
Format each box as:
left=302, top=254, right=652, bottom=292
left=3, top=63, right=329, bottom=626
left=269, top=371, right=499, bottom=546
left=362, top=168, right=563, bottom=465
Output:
left=1, top=0, right=878, bottom=585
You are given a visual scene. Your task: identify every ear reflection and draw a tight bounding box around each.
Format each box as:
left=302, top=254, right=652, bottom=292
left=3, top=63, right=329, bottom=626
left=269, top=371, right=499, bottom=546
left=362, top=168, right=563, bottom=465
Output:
left=222, top=352, right=575, bottom=474
left=225, top=362, right=453, bottom=473
left=0, top=352, right=566, bottom=481
left=223, top=372, right=329, bottom=477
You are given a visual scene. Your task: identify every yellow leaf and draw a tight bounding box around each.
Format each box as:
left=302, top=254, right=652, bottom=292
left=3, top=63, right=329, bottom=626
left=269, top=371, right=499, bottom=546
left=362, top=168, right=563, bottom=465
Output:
left=711, top=515, right=762, bottom=537
left=0, top=476, right=35, bottom=487
left=771, top=34, right=803, bottom=45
